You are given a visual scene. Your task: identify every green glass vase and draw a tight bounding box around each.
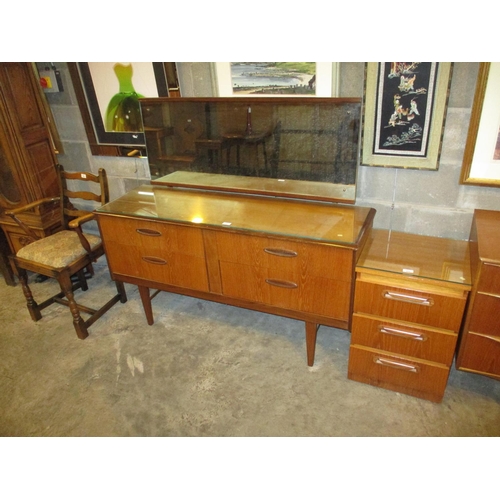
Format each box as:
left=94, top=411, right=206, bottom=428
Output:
left=105, top=63, right=144, bottom=132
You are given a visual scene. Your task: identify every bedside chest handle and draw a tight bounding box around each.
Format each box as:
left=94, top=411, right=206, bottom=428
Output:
left=379, top=326, right=428, bottom=342
left=383, top=291, right=434, bottom=306
left=374, top=357, right=419, bottom=373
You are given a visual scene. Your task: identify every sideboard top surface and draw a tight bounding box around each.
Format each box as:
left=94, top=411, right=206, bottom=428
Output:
left=96, top=184, right=375, bottom=246
left=356, top=229, right=472, bottom=287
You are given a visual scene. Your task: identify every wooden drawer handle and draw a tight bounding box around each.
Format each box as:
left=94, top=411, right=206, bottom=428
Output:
left=379, top=325, right=428, bottom=342
left=383, top=291, right=434, bottom=306
left=142, top=256, right=167, bottom=265
left=264, top=248, right=298, bottom=258
left=265, top=279, right=298, bottom=289
left=136, top=228, right=162, bottom=236
left=373, top=356, right=419, bottom=373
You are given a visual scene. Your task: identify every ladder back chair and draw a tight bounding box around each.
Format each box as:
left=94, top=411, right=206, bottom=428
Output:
left=6, top=164, right=127, bottom=339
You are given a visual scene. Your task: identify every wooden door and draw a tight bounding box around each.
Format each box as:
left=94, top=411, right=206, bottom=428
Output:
left=0, top=62, right=61, bottom=253
left=0, top=62, right=59, bottom=210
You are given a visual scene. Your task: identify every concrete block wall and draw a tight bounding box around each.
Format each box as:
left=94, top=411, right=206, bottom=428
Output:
left=40, top=62, right=500, bottom=241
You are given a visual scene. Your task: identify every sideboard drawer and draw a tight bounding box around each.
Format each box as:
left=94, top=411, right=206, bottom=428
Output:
left=98, top=216, right=209, bottom=291
left=219, top=261, right=351, bottom=319
left=351, top=313, right=457, bottom=365
left=354, top=279, right=467, bottom=331
left=348, top=345, right=450, bottom=403
left=215, top=232, right=353, bottom=283
left=99, top=216, right=206, bottom=256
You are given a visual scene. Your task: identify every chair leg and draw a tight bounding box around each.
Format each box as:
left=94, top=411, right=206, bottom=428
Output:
left=58, top=272, right=89, bottom=340
left=76, top=269, right=89, bottom=291
left=17, top=267, right=42, bottom=322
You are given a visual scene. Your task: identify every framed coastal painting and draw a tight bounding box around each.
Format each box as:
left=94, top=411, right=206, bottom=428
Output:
left=361, top=62, right=453, bottom=170
left=215, top=62, right=339, bottom=97
left=460, top=62, right=500, bottom=187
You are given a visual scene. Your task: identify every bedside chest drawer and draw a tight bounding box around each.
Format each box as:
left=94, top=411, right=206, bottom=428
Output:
left=456, top=332, right=500, bottom=378
left=98, top=216, right=209, bottom=291
left=477, top=263, right=500, bottom=294
left=348, top=345, right=450, bottom=403
left=354, top=278, right=467, bottom=331
left=468, top=293, right=500, bottom=337
left=351, top=313, right=458, bottom=365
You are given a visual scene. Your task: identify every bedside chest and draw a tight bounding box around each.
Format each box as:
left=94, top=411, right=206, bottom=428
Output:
left=456, top=209, right=500, bottom=379
left=348, top=230, right=471, bottom=403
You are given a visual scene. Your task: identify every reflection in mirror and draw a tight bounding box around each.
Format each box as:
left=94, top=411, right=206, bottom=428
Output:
left=140, top=97, right=361, bottom=203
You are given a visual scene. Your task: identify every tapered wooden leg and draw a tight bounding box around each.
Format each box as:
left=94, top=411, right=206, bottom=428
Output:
left=116, top=280, right=127, bottom=304
left=138, top=285, right=154, bottom=325
left=59, top=273, right=88, bottom=339
left=18, top=267, right=42, bottom=321
left=305, top=322, right=319, bottom=367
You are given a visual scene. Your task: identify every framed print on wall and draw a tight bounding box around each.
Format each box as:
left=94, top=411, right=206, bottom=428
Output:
left=69, top=62, right=170, bottom=155
left=77, top=62, right=169, bottom=147
left=460, top=62, right=500, bottom=187
left=361, top=62, right=453, bottom=170
left=215, top=62, right=339, bottom=97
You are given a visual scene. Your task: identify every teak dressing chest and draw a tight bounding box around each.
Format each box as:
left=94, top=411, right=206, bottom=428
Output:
left=96, top=172, right=375, bottom=366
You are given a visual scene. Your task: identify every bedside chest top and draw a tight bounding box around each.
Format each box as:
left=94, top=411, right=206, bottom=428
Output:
left=356, top=229, right=472, bottom=287
left=96, top=184, right=375, bottom=246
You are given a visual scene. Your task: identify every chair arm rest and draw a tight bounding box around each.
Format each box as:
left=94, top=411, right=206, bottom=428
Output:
left=4, top=197, right=60, bottom=216
left=68, top=212, right=95, bottom=229
left=68, top=214, right=97, bottom=254
left=5, top=197, right=60, bottom=242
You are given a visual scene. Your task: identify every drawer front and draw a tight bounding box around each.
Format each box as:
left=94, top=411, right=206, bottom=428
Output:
left=220, top=261, right=351, bottom=320
left=98, top=216, right=205, bottom=256
left=215, top=232, right=353, bottom=283
left=477, top=263, right=500, bottom=295
left=98, top=216, right=209, bottom=291
left=457, top=332, right=500, bottom=378
left=468, top=293, right=500, bottom=337
left=351, top=313, right=458, bottom=365
left=348, top=345, right=450, bottom=403
left=354, top=279, right=466, bottom=331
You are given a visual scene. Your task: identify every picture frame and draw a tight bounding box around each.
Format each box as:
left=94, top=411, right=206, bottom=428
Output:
left=76, top=62, right=169, bottom=148
left=215, top=62, right=339, bottom=97
left=361, top=62, right=453, bottom=170
left=460, top=62, right=500, bottom=187
left=68, top=63, right=179, bottom=156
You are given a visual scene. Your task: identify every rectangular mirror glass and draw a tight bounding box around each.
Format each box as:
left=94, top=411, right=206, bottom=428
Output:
left=140, top=97, right=361, bottom=203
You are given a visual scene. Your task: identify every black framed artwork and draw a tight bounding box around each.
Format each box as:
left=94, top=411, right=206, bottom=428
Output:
left=362, top=62, right=453, bottom=170
left=76, top=62, right=169, bottom=148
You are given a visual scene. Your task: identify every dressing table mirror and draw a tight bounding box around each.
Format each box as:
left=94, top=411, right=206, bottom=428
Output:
left=139, top=97, right=361, bottom=204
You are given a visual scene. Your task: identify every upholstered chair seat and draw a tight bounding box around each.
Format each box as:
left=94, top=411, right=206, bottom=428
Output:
left=16, top=231, right=102, bottom=268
